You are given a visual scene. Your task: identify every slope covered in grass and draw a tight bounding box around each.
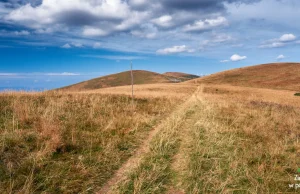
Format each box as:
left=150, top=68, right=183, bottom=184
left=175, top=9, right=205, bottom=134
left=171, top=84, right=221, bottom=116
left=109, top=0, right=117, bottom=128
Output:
left=163, top=72, right=199, bottom=82
left=60, top=70, right=199, bottom=91
left=190, top=63, right=300, bottom=91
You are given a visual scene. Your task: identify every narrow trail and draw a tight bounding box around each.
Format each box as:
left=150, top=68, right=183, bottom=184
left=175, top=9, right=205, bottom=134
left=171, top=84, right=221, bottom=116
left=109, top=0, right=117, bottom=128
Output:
left=98, top=86, right=201, bottom=194
left=166, top=88, right=203, bottom=194
left=97, top=115, right=165, bottom=194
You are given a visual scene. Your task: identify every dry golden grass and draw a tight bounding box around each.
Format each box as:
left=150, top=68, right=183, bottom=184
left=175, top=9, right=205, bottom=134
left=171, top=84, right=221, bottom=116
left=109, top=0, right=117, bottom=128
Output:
left=82, top=83, right=197, bottom=99
left=1, top=80, right=300, bottom=193
left=171, top=84, right=300, bottom=193
left=0, top=85, right=194, bottom=193
left=105, top=83, right=300, bottom=193
left=190, top=63, right=300, bottom=91
left=60, top=70, right=199, bottom=91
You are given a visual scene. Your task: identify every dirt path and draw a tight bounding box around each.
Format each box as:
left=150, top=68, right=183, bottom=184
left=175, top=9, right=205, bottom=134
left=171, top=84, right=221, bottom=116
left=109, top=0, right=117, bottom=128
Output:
left=97, top=87, right=201, bottom=194
left=97, top=118, right=165, bottom=194
left=166, top=92, right=203, bottom=194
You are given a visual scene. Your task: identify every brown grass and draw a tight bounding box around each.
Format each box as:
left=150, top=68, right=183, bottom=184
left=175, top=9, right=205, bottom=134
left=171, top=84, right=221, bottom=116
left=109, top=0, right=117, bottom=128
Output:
left=163, top=72, right=199, bottom=82
left=170, top=84, right=300, bottom=193
left=60, top=70, right=198, bottom=91
left=2, top=80, right=300, bottom=193
left=190, top=63, right=300, bottom=91
left=0, top=86, right=193, bottom=193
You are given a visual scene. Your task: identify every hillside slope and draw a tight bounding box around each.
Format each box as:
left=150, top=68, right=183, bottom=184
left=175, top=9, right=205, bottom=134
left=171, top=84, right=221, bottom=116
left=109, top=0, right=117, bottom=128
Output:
left=190, top=63, right=300, bottom=91
left=61, top=70, right=199, bottom=91
left=163, top=72, right=199, bottom=82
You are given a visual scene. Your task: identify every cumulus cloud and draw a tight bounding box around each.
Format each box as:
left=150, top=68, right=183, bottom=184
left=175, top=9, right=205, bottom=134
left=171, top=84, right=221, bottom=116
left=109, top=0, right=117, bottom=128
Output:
left=5, top=0, right=140, bottom=35
left=279, top=34, right=296, bottom=42
left=221, top=54, right=247, bottom=62
left=0, top=0, right=265, bottom=53
left=3, top=0, right=257, bottom=37
left=156, top=45, right=194, bottom=55
left=230, top=54, right=247, bottom=61
left=152, top=15, right=173, bottom=28
left=183, top=17, right=228, bottom=32
left=276, top=54, right=285, bottom=61
left=260, top=33, right=297, bottom=48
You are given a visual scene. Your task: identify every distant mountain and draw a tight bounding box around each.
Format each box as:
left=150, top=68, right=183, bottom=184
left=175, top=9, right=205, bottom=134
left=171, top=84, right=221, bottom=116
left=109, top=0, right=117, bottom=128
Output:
left=189, top=63, right=300, bottom=91
left=163, top=72, right=200, bottom=82
left=60, top=70, right=199, bottom=91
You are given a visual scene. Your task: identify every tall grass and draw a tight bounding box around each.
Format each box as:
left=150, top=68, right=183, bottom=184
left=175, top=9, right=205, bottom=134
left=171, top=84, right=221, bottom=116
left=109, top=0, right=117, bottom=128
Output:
left=176, top=85, right=300, bottom=193
left=0, top=91, right=180, bottom=193
left=114, top=88, right=201, bottom=194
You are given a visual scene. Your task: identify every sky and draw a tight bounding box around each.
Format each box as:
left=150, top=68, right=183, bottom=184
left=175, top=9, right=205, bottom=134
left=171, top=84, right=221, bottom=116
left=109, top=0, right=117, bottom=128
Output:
left=1, top=0, right=300, bottom=90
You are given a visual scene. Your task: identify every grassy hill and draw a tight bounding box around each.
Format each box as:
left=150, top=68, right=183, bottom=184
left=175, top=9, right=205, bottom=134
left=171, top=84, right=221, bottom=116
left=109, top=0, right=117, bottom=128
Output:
left=163, top=72, right=200, bottom=82
left=191, top=63, right=300, bottom=91
left=61, top=70, right=199, bottom=91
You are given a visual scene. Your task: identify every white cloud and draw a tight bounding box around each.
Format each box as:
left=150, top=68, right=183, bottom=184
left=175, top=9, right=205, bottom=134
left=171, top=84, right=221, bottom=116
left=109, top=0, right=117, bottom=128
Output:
left=130, top=23, right=157, bottom=39
left=220, top=60, right=229, bottom=63
left=0, top=73, right=18, bottom=76
left=183, top=17, right=228, bottom=32
left=156, top=45, right=194, bottom=55
left=61, top=43, right=71, bottom=49
left=81, top=55, right=145, bottom=60
left=279, top=34, right=296, bottom=42
left=14, top=30, right=30, bottom=36
left=152, top=15, right=173, bottom=28
left=83, top=27, right=109, bottom=37
left=230, top=54, right=247, bottom=61
left=0, top=72, right=80, bottom=77
left=93, top=42, right=102, bottom=49
left=200, top=33, right=233, bottom=49
left=46, top=72, right=80, bottom=76
left=276, top=54, right=285, bottom=60
left=259, top=33, right=296, bottom=48
left=5, top=0, right=142, bottom=37
left=72, top=42, right=83, bottom=48
left=259, top=42, right=285, bottom=48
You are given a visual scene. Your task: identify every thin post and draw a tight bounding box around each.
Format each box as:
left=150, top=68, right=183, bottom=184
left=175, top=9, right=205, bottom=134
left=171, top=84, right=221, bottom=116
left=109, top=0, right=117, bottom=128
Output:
left=131, top=61, right=134, bottom=110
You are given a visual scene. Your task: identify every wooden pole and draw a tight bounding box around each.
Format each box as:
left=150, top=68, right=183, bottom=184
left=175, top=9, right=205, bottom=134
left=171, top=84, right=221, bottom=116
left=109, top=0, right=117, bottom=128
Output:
left=131, top=61, right=134, bottom=110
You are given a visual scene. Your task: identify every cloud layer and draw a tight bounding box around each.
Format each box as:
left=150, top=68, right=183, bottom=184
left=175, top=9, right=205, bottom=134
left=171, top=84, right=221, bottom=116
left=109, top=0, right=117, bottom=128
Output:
left=3, top=0, right=259, bottom=39
left=1, top=0, right=300, bottom=65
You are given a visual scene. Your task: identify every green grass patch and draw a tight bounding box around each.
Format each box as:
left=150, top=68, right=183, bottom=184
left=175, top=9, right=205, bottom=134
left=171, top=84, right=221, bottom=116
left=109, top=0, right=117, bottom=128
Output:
left=294, top=93, right=300, bottom=96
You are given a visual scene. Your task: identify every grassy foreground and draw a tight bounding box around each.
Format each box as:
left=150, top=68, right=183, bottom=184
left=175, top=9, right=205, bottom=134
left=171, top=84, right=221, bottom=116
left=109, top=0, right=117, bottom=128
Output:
left=0, top=91, right=183, bottom=193
left=110, top=85, right=300, bottom=193
left=1, top=83, right=300, bottom=193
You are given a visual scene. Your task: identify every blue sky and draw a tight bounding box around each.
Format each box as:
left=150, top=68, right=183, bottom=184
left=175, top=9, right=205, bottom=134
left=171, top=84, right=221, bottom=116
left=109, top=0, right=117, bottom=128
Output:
left=1, top=0, right=300, bottom=90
